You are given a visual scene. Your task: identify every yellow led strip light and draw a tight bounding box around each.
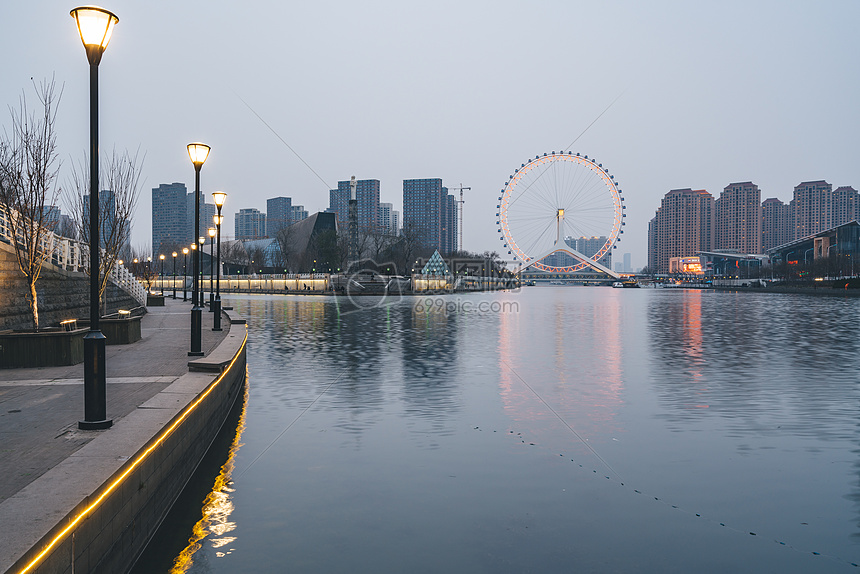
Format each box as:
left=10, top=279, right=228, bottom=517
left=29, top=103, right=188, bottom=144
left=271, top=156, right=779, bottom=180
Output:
left=18, top=329, right=248, bottom=574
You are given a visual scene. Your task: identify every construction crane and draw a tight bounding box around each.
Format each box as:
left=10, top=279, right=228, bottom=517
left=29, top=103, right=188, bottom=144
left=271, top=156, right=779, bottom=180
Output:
left=448, top=183, right=471, bottom=252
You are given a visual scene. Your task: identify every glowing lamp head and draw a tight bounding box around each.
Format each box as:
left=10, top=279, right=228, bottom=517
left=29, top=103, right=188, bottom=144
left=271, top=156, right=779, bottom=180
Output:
left=208, top=228, right=217, bottom=238
left=191, top=244, right=196, bottom=251
left=187, top=143, right=210, bottom=169
left=213, top=214, right=223, bottom=226
left=159, top=254, right=165, bottom=261
left=212, top=191, right=227, bottom=208
left=172, top=251, right=178, bottom=258
left=198, top=236, right=205, bottom=245
left=182, top=248, right=189, bottom=255
left=70, top=6, right=118, bottom=65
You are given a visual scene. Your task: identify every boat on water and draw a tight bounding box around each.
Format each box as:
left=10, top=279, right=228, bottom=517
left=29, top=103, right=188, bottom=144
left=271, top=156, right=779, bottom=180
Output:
left=612, top=280, right=640, bottom=288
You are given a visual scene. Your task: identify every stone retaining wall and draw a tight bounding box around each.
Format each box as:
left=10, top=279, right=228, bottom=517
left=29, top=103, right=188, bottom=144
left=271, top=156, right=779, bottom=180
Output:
left=0, top=241, right=139, bottom=331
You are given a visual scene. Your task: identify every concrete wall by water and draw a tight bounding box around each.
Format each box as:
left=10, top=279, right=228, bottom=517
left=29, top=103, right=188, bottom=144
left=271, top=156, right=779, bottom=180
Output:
left=4, top=319, right=247, bottom=574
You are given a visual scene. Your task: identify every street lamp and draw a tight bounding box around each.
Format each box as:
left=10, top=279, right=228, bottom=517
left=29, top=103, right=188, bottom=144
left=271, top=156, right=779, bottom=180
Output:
left=198, top=236, right=206, bottom=307
left=159, top=254, right=165, bottom=295
left=72, top=5, right=118, bottom=430
left=172, top=251, right=178, bottom=299
left=212, top=191, right=226, bottom=331
left=182, top=247, right=189, bottom=301
left=208, top=227, right=216, bottom=310
left=187, top=142, right=210, bottom=356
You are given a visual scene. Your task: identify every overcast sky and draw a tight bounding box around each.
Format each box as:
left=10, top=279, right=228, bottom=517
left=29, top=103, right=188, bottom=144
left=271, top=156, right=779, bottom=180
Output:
left=3, top=0, right=858, bottom=269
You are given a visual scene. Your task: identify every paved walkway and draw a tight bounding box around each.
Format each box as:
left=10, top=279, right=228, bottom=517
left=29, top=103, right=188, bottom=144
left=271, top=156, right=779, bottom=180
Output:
left=0, top=297, right=229, bottom=502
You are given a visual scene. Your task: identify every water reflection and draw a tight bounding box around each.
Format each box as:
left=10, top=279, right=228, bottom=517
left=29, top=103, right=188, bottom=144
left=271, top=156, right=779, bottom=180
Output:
left=157, top=290, right=860, bottom=572
left=498, top=288, right=626, bottom=440
left=169, top=380, right=248, bottom=572
left=399, top=299, right=462, bottom=443
left=647, top=290, right=860, bottom=441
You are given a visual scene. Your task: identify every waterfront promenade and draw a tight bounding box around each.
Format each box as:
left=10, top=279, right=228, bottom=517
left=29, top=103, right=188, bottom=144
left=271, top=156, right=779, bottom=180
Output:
left=0, top=297, right=236, bottom=573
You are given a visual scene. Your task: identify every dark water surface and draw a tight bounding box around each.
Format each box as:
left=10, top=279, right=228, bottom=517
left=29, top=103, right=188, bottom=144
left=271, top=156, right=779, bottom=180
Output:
left=142, top=287, right=860, bottom=573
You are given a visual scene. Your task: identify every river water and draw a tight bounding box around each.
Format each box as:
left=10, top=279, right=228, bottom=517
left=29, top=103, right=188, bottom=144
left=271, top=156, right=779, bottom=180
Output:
left=135, top=286, right=860, bottom=573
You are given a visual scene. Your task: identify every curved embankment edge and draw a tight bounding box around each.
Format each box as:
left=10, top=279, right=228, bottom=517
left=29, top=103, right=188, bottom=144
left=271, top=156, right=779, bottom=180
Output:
left=4, top=317, right=248, bottom=574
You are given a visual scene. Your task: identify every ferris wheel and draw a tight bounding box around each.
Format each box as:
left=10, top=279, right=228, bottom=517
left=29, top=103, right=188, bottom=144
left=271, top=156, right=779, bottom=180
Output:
left=496, top=152, right=625, bottom=275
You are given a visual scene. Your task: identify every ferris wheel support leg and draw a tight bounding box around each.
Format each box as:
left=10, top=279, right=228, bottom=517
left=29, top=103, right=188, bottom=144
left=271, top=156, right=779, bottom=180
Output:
left=523, top=245, right=622, bottom=280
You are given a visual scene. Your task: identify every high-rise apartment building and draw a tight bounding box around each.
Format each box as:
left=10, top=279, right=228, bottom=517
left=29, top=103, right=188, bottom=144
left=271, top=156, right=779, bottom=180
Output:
left=152, top=182, right=187, bottom=255
left=575, top=236, right=611, bottom=267
left=715, top=182, right=761, bottom=253
left=186, top=192, right=216, bottom=242
left=329, top=179, right=381, bottom=233
left=235, top=208, right=267, bottom=240
left=793, top=180, right=832, bottom=239
left=85, top=190, right=131, bottom=256
left=290, top=205, right=309, bottom=225
left=442, top=191, right=457, bottom=254
left=391, top=210, right=400, bottom=236
left=647, top=188, right=714, bottom=273
left=152, top=182, right=216, bottom=252
left=266, top=197, right=292, bottom=237
left=403, top=178, right=457, bottom=253
left=761, top=198, right=793, bottom=251
left=832, top=186, right=858, bottom=227
left=379, top=202, right=399, bottom=235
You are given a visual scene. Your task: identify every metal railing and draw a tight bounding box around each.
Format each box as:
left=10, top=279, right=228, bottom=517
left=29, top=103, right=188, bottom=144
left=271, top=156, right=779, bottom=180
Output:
left=0, top=207, right=147, bottom=306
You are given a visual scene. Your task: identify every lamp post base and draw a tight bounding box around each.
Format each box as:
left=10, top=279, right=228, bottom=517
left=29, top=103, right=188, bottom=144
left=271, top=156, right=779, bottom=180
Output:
left=80, top=331, right=112, bottom=430
left=212, top=297, right=222, bottom=331
left=79, top=419, right=113, bottom=430
left=189, top=305, right=204, bottom=356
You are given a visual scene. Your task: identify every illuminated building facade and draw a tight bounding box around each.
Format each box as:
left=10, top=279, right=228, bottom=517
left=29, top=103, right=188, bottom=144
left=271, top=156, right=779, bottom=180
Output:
left=669, top=256, right=704, bottom=274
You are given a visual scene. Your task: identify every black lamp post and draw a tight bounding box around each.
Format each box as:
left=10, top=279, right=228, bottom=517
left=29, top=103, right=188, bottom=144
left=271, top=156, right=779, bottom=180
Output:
left=72, top=5, right=117, bottom=431
left=172, top=252, right=178, bottom=298
left=187, top=143, right=209, bottom=356
left=159, top=254, right=165, bottom=295
left=211, top=192, right=226, bottom=331
left=198, top=236, right=206, bottom=307
left=183, top=247, right=189, bottom=301
left=208, top=227, right=216, bottom=310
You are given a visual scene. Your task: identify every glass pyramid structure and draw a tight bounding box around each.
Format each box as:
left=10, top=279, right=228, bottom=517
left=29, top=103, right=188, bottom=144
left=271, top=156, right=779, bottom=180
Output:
left=421, top=250, right=450, bottom=276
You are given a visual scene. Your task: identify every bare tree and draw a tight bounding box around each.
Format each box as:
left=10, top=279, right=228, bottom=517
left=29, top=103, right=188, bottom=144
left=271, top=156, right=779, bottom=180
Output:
left=0, top=79, right=62, bottom=330
left=386, top=222, right=430, bottom=276
left=221, top=240, right=248, bottom=273
left=67, top=147, right=143, bottom=313
left=247, top=245, right=267, bottom=274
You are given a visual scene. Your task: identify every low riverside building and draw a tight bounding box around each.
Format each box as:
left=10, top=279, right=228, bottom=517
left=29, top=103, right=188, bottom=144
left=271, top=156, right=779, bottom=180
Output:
left=766, top=220, right=860, bottom=277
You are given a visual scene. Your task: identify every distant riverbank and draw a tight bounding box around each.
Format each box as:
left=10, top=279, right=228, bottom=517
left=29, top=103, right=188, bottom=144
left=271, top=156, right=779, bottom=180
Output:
left=712, top=283, right=860, bottom=297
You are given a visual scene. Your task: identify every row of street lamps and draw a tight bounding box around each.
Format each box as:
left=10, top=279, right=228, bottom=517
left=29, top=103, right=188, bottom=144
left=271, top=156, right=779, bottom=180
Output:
left=72, top=5, right=228, bottom=429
